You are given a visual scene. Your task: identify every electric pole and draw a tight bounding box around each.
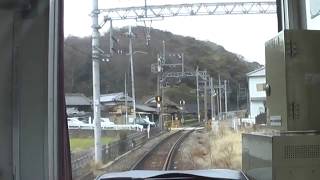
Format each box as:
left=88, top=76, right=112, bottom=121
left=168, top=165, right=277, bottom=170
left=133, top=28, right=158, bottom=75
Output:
left=210, top=77, right=215, bottom=120
left=162, top=40, right=166, bottom=63
left=237, top=83, right=240, bottom=111
left=196, top=66, right=200, bottom=122
left=157, top=54, right=162, bottom=130
left=216, top=89, right=219, bottom=119
left=92, top=0, right=102, bottom=164
left=204, top=76, right=208, bottom=122
left=218, top=75, right=222, bottom=120
left=181, top=53, right=184, bottom=74
left=109, top=20, right=113, bottom=56
left=161, top=41, right=166, bottom=129
left=224, top=80, right=228, bottom=118
left=129, top=26, right=136, bottom=122
left=124, top=73, right=128, bottom=124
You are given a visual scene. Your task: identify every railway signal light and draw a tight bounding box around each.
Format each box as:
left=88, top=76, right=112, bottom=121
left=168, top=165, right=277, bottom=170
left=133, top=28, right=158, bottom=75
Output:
left=179, top=100, right=185, bottom=105
left=155, top=96, right=162, bottom=103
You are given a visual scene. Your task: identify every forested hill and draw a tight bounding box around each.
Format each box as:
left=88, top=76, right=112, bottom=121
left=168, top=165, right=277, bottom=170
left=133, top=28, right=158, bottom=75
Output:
left=64, top=26, right=261, bottom=110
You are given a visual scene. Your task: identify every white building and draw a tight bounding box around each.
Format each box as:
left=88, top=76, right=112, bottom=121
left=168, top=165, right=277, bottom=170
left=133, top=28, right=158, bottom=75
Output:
left=247, top=67, right=266, bottom=119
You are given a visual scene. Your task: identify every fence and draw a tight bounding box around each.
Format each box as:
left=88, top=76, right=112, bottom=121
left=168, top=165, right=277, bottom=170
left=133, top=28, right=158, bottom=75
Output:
left=71, top=128, right=161, bottom=179
left=71, top=149, right=95, bottom=178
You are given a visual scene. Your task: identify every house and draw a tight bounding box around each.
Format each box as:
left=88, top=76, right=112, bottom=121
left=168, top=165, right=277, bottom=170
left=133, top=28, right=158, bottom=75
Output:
left=144, top=96, right=180, bottom=123
left=100, top=92, right=132, bottom=120
left=247, top=67, right=266, bottom=120
left=136, top=104, right=158, bottom=122
left=100, top=92, right=133, bottom=106
left=100, top=92, right=157, bottom=124
left=65, top=93, right=92, bottom=116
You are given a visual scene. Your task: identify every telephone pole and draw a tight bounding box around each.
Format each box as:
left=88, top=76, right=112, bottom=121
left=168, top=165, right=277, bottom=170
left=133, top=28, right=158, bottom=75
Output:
left=92, top=0, right=102, bottom=163
left=210, top=77, right=215, bottom=120
left=196, top=66, right=200, bottom=122
left=204, top=76, right=208, bottom=122
left=218, top=75, right=222, bottom=120
left=224, top=80, right=228, bottom=118
left=162, top=40, right=166, bottom=63
left=124, top=73, right=128, bottom=124
left=157, top=54, right=162, bottom=130
left=129, top=26, right=136, bottom=122
left=216, top=89, right=219, bottom=119
left=161, top=41, right=166, bottom=129
left=109, top=20, right=113, bottom=56
left=237, top=83, right=240, bottom=110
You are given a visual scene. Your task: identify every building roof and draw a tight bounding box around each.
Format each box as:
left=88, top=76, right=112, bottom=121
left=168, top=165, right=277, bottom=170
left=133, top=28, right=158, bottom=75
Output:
left=100, top=92, right=133, bottom=103
left=144, top=97, right=179, bottom=107
left=247, top=67, right=265, bottom=77
left=136, top=104, right=157, bottom=112
left=65, top=93, right=91, bottom=106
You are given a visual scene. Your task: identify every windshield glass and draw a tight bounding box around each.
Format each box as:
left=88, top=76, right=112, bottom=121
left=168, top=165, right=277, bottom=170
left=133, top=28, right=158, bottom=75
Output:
left=64, top=0, right=278, bottom=179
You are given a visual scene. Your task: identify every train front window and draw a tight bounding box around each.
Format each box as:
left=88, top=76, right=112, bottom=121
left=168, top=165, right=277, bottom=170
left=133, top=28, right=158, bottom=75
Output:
left=64, top=0, right=278, bottom=179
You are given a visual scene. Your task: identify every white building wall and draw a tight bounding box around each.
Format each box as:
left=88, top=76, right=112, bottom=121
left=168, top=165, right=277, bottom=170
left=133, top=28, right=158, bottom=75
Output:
left=250, top=101, right=265, bottom=118
left=248, top=75, right=266, bottom=119
left=248, top=76, right=266, bottom=99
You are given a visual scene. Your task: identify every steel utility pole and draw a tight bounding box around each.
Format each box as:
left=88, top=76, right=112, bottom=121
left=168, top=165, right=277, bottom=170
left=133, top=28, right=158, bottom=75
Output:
left=157, top=54, right=162, bottom=130
left=210, top=77, right=215, bottom=120
left=218, top=75, right=222, bottom=120
left=196, top=66, right=200, bottom=122
left=129, top=26, right=136, bottom=122
left=92, top=0, right=102, bottom=163
left=161, top=41, right=166, bottom=127
left=204, top=76, right=208, bottom=122
left=224, top=80, right=228, bottom=118
left=109, top=20, right=113, bottom=55
left=124, top=73, right=128, bottom=124
left=181, top=53, right=184, bottom=74
left=237, top=83, right=240, bottom=111
left=162, top=40, right=166, bottom=63
left=216, top=89, right=219, bottom=118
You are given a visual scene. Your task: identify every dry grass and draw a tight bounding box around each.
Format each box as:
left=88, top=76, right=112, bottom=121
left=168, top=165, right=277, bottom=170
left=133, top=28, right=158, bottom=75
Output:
left=177, top=122, right=243, bottom=170
left=208, top=126, right=242, bottom=169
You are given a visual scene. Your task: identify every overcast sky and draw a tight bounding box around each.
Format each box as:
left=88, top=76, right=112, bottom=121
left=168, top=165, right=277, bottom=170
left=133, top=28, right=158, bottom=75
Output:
left=64, top=0, right=320, bottom=65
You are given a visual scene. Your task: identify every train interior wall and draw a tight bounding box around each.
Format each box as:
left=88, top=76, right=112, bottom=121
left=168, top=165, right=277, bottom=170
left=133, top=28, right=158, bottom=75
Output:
left=0, top=1, right=51, bottom=180
left=0, top=7, right=14, bottom=180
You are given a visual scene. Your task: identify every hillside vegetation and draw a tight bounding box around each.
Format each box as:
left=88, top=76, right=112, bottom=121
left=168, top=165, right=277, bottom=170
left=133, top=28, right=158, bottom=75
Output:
left=64, top=26, right=261, bottom=110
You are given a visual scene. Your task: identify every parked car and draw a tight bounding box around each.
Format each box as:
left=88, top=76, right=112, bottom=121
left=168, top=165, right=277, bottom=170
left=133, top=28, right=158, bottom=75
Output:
left=135, top=117, right=151, bottom=128
left=129, top=115, right=156, bottom=128
left=67, top=117, right=93, bottom=129
left=66, top=107, right=86, bottom=116
left=100, top=118, right=115, bottom=129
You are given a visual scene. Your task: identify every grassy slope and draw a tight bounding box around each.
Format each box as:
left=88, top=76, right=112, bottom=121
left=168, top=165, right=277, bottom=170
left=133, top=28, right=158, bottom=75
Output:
left=70, top=136, right=118, bottom=151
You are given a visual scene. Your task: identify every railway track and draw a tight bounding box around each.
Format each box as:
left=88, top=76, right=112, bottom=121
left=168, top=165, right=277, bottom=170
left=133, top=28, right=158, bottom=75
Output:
left=131, top=129, right=194, bottom=170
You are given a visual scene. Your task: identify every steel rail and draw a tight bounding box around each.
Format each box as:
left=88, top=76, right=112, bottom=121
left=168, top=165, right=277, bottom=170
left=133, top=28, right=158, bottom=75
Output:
left=162, top=129, right=194, bottom=170
left=131, top=130, right=193, bottom=170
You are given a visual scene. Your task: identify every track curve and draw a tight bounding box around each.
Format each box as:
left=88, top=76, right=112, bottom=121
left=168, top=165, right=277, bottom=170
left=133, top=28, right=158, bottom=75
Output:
left=131, top=129, right=194, bottom=170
